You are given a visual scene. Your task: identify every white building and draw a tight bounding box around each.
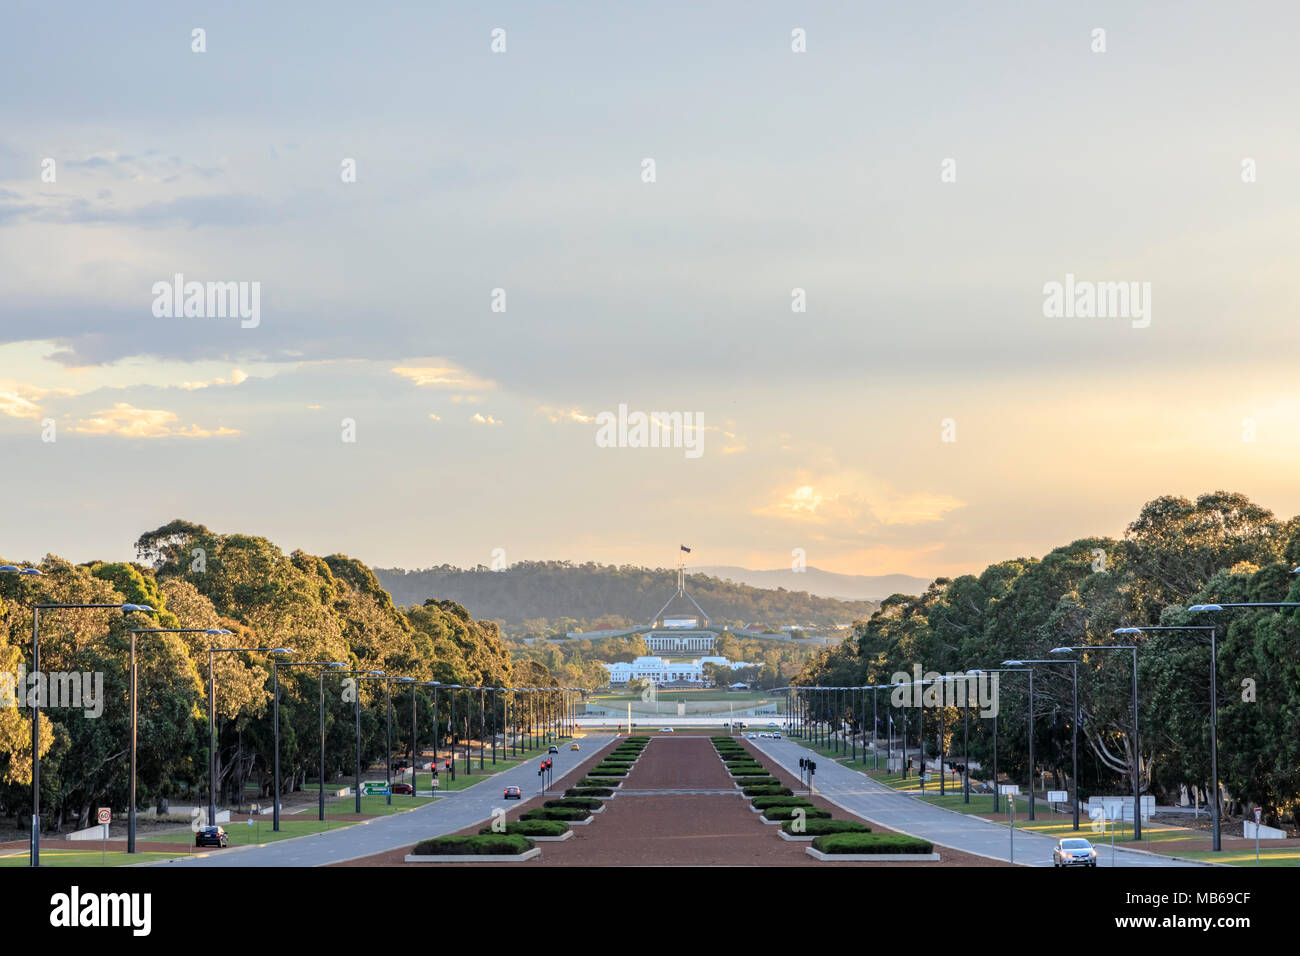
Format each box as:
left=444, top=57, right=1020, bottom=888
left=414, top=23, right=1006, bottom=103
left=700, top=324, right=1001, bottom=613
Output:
left=604, top=655, right=747, bottom=686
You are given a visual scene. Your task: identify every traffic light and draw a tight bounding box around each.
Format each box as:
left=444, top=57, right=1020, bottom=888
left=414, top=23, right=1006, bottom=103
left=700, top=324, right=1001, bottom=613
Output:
left=799, top=757, right=806, bottom=770
left=809, top=761, right=817, bottom=774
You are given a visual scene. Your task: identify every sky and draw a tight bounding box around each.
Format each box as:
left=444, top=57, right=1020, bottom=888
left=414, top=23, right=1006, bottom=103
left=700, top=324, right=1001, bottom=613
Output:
left=3, top=1, right=1300, bottom=581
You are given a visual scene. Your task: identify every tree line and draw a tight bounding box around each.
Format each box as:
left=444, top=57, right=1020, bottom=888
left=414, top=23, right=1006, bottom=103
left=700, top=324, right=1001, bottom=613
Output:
left=0, top=520, right=561, bottom=832
left=795, top=491, right=1300, bottom=829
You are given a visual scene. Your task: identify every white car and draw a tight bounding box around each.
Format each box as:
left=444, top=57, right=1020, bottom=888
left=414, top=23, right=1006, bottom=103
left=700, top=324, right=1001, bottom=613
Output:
left=767, top=722, right=779, bottom=728
left=659, top=727, right=674, bottom=733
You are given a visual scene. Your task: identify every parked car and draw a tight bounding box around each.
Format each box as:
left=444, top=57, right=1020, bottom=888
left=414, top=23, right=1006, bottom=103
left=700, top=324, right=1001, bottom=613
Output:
left=390, top=782, right=414, bottom=795
left=1052, top=837, right=1098, bottom=867
left=195, top=825, right=228, bottom=848
left=503, top=785, right=522, bottom=800
left=548, top=745, right=560, bottom=754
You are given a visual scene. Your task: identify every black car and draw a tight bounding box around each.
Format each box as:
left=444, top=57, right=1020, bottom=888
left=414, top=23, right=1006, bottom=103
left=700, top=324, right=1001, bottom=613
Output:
left=195, top=825, right=228, bottom=848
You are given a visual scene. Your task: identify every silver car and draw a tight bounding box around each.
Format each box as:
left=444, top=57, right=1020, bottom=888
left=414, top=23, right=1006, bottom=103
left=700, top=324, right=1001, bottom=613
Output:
left=1052, top=837, right=1098, bottom=867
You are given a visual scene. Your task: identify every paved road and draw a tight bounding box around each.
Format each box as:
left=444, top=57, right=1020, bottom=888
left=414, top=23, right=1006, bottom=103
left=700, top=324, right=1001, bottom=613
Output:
left=145, top=736, right=616, bottom=867
left=749, top=736, right=1209, bottom=868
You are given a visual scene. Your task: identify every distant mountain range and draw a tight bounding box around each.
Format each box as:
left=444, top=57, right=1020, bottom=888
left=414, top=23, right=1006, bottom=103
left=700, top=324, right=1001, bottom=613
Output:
left=693, top=566, right=932, bottom=603
left=372, top=560, right=882, bottom=631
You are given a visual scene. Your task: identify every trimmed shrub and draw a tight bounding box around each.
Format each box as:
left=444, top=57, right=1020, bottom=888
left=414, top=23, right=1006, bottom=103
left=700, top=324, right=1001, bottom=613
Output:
left=521, top=807, right=591, bottom=822
left=811, top=833, right=933, bottom=855
left=478, top=820, right=569, bottom=837
left=764, top=807, right=832, bottom=821
left=734, top=777, right=779, bottom=788
left=781, top=819, right=871, bottom=837
left=743, top=785, right=793, bottom=797
left=730, top=769, right=772, bottom=777
left=577, top=777, right=620, bottom=788
left=544, top=797, right=603, bottom=810
left=565, top=787, right=613, bottom=798
left=751, top=796, right=814, bottom=810
left=413, top=834, right=534, bottom=855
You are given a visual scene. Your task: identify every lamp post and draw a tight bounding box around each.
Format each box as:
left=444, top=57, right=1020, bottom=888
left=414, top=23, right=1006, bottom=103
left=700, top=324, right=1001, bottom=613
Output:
left=1005, top=658, right=1080, bottom=830
left=208, top=644, right=294, bottom=827
left=1187, top=588, right=1300, bottom=851
left=1, top=568, right=155, bottom=868
left=126, top=627, right=232, bottom=852
left=359, top=674, right=411, bottom=805
left=971, top=669, right=1026, bottom=814
left=412, top=681, right=440, bottom=795
left=444, top=684, right=461, bottom=781
left=1052, top=644, right=1140, bottom=839
left=270, top=659, right=345, bottom=829
left=317, top=663, right=347, bottom=820
left=331, top=670, right=382, bottom=813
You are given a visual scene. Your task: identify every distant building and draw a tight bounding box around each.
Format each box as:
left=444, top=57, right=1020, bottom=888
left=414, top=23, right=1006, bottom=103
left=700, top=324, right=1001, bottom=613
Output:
left=603, top=655, right=747, bottom=686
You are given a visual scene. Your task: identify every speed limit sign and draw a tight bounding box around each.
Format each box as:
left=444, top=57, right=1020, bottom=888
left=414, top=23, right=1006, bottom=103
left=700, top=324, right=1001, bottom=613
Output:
left=96, top=807, right=111, bottom=825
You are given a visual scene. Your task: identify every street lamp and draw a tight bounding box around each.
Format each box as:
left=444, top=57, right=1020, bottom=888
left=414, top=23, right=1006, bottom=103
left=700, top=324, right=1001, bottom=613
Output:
left=10, top=578, right=154, bottom=867
left=329, top=669, right=382, bottom=813
left=271, top=659, right=346, bottom=830
left=126, top=627, right=232, bottom=852
left=1052, top=643, right=1141, bottom=839
left=359, top=674, right=411, bottom=805
left=1185, top=593, right=1300, bottom=850
left=411, top=681, right=440, bottom=795
left=208, top=644, right=293, bottom=827
left=1005, top=658, right=1080, bottom=830
left=970, top=669, right=1027, bottom=814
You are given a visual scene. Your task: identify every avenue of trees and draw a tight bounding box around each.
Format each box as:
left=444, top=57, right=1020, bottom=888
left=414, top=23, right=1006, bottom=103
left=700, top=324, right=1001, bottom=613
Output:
left=0, top=520, right=558, bottom=832
left=795, top=491, right=1300, bottom=829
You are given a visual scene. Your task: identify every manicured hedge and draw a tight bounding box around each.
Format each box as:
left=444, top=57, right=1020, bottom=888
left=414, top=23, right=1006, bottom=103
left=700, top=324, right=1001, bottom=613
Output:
left=730, top=769, right=771, bottom=777
left=544, top=797, right=603, bottom=810
left=566, top=787, right=614, bottom=798
left=811, top=833, right=933, bottom=855
left=743, top=785, right=793, bottom=797
left=734, top=777, right=779, bottom=788
left=521, top=807, right=592, bottom=822
left=751, top=796, right=815, bottom=810
left=590, top=766, right=629, bottom=775
left=781, top=819, right=871, bottom=836
left=413, top=834, right=534, bottom=855
left=577, top=777, right=620, bottom=788
left=478, top=820, right=569, bottom=837
left=764, top=807, right=832, bottom=821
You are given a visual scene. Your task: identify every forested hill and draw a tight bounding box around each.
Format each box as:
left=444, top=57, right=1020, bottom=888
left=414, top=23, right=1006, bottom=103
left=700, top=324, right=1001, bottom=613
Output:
left=373, top=561, right=878, bottom=631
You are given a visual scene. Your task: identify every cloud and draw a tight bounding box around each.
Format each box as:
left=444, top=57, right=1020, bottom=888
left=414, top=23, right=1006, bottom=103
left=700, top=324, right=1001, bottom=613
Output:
left=537, top=406, right=596, bottom=424
left=392, top=362, right=495, bottom=392
left=71, top=403, right=238, bottom=438
left=0, top=381, right=76, bottom=419
left=756, top=471, right=965, bottom=528
left=470, top=413, right=502, bottom=426
left=178, top=369, right=249, bottom=390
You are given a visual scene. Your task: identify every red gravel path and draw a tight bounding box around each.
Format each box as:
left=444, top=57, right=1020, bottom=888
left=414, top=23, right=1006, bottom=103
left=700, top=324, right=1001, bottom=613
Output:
left=338, top=735, right=996, bottom=866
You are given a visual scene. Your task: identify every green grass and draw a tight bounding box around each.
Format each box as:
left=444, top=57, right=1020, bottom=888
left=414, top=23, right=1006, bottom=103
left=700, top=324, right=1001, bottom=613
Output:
left=1173, top=847, right=1300, bottom=867
left=0, top=849, right=180, bottom=867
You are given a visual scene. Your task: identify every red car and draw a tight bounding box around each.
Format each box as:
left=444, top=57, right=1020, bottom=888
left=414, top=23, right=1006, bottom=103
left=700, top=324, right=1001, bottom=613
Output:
left=390, top=783, right=414, bottom=795
left=503, top=785, right=522, bottom=800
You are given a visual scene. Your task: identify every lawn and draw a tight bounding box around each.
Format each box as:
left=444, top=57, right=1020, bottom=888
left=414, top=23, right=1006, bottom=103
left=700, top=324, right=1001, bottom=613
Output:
left=0, top=849, right=180, bottom=868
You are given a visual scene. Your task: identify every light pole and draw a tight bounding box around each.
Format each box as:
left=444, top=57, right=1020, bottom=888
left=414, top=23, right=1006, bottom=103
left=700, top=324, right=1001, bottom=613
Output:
left=271, top=659, right=344, bottom=830
left=1, top=566, right=155, bottom=868
left=359, top=674, right=411, bottom=805
left=1006, top=658, right=1080, bottom=830
left=1052, top=644, right=1140, bottom=839
left=444, top=684, right=461, bottom=782
left=331, top=669, right=382, bottom=813
left=126, top=626, right=232, bottom=852
left=209, top=644, right=293, bottom=827
left=971, top=669, right=1025, bottom=814
left=1188, top=588, right=1300, bottom=851
left=412, top=681, right=440, bottom=794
